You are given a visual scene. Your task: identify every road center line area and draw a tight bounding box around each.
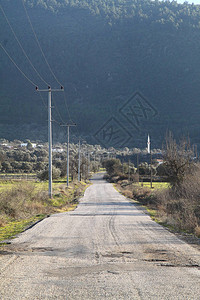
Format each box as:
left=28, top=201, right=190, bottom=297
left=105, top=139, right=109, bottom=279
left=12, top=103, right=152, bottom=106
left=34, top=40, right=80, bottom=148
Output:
left=0, top=173, right=200, bottom=299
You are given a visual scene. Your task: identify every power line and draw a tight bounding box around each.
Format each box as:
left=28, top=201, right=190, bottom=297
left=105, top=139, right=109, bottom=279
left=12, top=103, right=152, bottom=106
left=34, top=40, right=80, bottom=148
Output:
left=0, top=42, right=37, bottom=87
left=51, top=93, right=65, bottom=124
left=38, top=91, right=48, bottom=110
left=38, top=91, right=64, bottom=125
left=63, top=92, right=73, bottom=123
left=21, top=0, right=70, bottom=126
left=1, top=1, right=79, bottom=139
left=21, top=0, right=63, bottom=87
left=0, top=4, right=50, bottom=87
left=0, top=41, right=63, bottom=124
left=21, top=0, right=79, bottom=133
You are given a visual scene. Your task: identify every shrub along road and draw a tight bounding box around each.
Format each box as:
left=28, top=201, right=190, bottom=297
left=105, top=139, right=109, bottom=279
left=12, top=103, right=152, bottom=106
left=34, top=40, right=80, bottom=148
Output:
left=0, top=173, right=199, bottom=299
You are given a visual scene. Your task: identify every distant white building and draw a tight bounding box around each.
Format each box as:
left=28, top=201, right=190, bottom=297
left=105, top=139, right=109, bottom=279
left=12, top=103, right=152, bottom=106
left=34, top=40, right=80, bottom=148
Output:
left=20, top=143, right=37, bottom=148
left=21, top=143, right=27, bottom=147
left=52, top=148, right=64, bottom=153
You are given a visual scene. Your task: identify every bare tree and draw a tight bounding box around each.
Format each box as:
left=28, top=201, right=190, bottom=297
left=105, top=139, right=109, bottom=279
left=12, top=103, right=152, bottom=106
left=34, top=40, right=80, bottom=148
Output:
left=163, top=132, right=194, bottom=188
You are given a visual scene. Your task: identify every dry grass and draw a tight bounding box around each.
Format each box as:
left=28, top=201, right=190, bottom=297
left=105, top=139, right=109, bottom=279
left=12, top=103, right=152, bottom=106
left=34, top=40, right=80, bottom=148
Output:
left=0, top=182, right=50, bottom=220
left=116, top=176, right=200, bottom=237
left=122, top=189, right=133, bottom=199
left=0, top=180, right=88, bottom=228
left=195, top=226, right=200, bottom=238
left=0, top=180, right=89, bottom=242
left=0, top=216, right=6, bottom=227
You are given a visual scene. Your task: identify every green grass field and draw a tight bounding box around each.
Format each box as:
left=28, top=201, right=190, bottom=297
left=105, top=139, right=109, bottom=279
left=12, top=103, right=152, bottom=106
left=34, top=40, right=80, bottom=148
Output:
left=137, top=182, right=169, bottom=190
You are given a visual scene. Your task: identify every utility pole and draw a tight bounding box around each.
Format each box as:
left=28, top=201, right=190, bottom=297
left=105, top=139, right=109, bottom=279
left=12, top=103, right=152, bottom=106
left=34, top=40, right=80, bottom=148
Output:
left=195, top=144, right=198, bottom=160
left=137, top=153, right=140, bottom=183
left=36, top=85, right=64, bottom=198
left=147, top=134, right=153, bottom=188
left=88, top=152, right=90, bottom=176
left=61, top=123, right=76, bottom=187
left=150, top=149, right=153, bottom=189
left=78, top=140, right=81, bottom=182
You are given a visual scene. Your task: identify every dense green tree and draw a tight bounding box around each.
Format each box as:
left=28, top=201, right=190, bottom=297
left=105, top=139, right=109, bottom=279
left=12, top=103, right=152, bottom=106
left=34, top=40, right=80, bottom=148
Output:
left=1, top=161, right=13, bottom=173
left=26, top=141, right=33, bottom=150
left=103, top=159, right=122, bottom=176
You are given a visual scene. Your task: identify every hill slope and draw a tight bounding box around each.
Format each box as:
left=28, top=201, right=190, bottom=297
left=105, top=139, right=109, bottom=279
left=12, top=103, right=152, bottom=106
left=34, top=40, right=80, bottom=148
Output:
left=1, top=0, right=200, bottom=148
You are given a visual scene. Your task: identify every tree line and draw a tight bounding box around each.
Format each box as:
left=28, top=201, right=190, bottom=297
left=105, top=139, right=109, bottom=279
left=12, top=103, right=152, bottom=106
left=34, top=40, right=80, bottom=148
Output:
left=25, top=0, right=200, bottom=29
left=0, top=142, right=101, bottom=180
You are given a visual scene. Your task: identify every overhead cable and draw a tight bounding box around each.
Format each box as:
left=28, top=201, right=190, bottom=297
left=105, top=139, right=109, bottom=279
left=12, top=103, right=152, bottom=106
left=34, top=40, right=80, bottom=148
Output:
left=0, top=4, right=50, bottom=87
left=21, top=0, right=63, bottom=87
left=0, top=42, right=37, bottom=87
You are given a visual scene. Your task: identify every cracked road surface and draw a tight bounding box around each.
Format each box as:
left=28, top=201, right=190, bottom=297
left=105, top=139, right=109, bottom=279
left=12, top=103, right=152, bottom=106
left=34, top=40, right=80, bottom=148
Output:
left=0, top=173, right=200, bottom=299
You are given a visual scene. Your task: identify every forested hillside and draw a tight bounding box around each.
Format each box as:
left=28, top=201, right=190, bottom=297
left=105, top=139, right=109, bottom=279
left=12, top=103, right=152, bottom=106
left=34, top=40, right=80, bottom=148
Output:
left=1, top=0, right=200, bottom=148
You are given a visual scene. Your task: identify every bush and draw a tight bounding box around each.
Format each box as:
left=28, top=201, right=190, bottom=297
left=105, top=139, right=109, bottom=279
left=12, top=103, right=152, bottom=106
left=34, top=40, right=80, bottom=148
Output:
left=123, top=189, right=133, bottom=199
left=132, top=186, right=154, bottom=205
left=152, top=168, right=200, bottom=234
left=37, top=166, right=61, bottom=181
left=131, top=173, right=139, bottom=182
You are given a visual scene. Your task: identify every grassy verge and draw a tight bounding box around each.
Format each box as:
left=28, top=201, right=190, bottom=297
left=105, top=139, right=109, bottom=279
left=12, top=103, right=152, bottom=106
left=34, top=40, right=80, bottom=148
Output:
left=0, top=179, right=90, bottom=243
left=0, top=215, right=45, bottom=243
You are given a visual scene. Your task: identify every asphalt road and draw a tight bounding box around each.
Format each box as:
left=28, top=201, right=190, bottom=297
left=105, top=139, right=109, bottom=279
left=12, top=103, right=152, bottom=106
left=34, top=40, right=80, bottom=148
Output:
left=0, top=173, right=200, bottom=299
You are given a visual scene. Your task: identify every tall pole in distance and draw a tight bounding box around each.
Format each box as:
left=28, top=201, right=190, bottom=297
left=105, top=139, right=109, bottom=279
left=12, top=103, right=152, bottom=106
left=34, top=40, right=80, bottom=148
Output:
left=78, top=140, right=81, bottom=182
left=88, top=152, right=90, bottom=176
left=150, top=149, right=153, bottom=189
left=137, top=153, right=139, bottom=183
left=36, top=85, right=64, bottom=198
left=67, top=125, right=69, bottom=187
left=48, top=88, right=52, bottom=197
left=148, top=134, right=153, bottom=189
left=61, top=123, right=76, bottom=187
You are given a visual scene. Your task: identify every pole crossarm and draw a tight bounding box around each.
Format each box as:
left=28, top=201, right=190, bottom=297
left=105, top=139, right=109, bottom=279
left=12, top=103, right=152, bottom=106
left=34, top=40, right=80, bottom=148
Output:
left=36, top=86, right=64, bottom=92
left=60, top=123, right=76, bottom=127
